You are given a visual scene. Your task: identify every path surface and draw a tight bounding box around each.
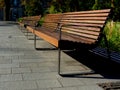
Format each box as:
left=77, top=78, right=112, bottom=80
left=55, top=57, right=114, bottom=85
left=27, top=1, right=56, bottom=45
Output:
left=0, top=21, right=119, bottom=90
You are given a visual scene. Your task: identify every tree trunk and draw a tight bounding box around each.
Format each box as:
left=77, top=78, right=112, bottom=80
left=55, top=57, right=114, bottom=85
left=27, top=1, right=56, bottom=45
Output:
left=4, top=0, right=10, bottom=21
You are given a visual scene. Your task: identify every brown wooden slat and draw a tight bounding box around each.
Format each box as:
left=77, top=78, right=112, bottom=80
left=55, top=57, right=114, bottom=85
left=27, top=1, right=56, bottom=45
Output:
left=60, top=22, right=104, bottom=28
left=26, top=26, right=35, bottom=33
left=26, top=26, right=59, bottom=47
left=62, top=29, right=98, bottom=39
left=61, top=17, right=107, bottom=20
left=65, top=26, right=101, bottom=32
left=21, top=15, right=41, bottom=27
left=42, top=23, right=59, bottom=31
left=63, top=13, right=109, bottom=17
left=62, top=27, right=100, bottom=36
left=34, top=28, right=59, bottom=47
left=61, top=33, right=96, bottom=44
left=64, top=9, right=110, bottom=15
left=41, top=14, right=62, bottom=32
left=60, top=20, right=105, bottom=24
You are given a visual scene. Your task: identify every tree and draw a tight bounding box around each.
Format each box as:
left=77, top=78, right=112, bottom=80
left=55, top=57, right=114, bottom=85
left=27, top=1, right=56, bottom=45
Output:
left=4, top=0, right=10, bottom=20
left=21, top=0, right=50, bottom=16
left=47, top=0, right=94, bottom=13
left=0, top=0, right=5, bottom=8
left=113, top=0, right=120, bottom=21
left=20, top=0, right=120, bottom=21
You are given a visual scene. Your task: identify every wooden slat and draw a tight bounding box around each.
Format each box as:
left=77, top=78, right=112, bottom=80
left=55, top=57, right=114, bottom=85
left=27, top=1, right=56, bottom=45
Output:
left=64, top=9, right=110, bottom=15
left=60, top=22, right=104, bottom=28
left=62, top=29, right=98, bottom=39
left=34, top=28, right=59, bottom=47
left=60, top=20, right=105, bottom=24
left=61, top=33, right=96, bottom=44
left=26, top=26, right=35, bottom=33
left=65, top=26, right=101, bottom=32
left=61, top=17, right=107, bottom=20
left=62, top=27, right=100, bottom=36
left=63, top=13, right=109, bottom=17
left=41, top=13, right=62, bottom=31
left=21, top=15, right=41, bottom=27
left=26, top=26, right=59, bottom=47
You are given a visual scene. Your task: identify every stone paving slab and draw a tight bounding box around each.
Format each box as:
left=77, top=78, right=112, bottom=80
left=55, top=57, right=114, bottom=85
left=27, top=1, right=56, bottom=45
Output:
left=0, top=21, right=119, bottom=90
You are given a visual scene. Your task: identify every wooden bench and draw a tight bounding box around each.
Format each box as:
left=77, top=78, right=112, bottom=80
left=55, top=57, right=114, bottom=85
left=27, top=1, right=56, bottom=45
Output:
left=19, top=15, right=41, bottom=27
left=18, top=15, right=41, bottom=38
left=26, top=13, right=63, bottom=44
left=25, top=9, right=112, bottom=75
left=24, top=15, right=41, bottom=27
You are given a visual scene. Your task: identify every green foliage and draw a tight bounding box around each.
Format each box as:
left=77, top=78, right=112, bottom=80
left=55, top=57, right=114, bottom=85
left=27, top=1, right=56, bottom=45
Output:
left=0, top=0, right=4, bottom=8
left=100, top=21, right=120, bottom=52
left=21, top=0, right=120, bottom=21
left=47, top=0, right=94, bottom=13
left=112, top=0, right=120, bottom=21
left=17, top=18, right=23, bottom=22
left=38, top=16, right=44, bottom=26
left=24, top=0, right=44, bottom=16
left=47, top=0, right=62, bottom=13
left=47, top=5, right=59, bottom=13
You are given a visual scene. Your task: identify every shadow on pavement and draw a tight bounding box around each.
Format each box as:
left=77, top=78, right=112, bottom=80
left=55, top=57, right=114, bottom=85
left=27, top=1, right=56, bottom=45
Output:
left=63, top=49, right=120, bottom=79
left=0, top=21, right=18, bottom=26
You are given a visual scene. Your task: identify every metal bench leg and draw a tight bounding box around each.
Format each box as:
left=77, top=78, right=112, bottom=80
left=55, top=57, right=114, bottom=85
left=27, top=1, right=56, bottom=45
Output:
left=34, top=34, right=37, bottom=49
left=20, top=26, right=24, bottom=32
left=58, top=48, right=95, bottom=76
left=26, top=30, right=29, bottom=39
left=58, top=48, right=61, bottom=75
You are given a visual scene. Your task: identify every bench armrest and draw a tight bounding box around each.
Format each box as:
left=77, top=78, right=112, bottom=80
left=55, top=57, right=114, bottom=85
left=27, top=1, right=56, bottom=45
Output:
left=57, top=23, right=75, bottom=40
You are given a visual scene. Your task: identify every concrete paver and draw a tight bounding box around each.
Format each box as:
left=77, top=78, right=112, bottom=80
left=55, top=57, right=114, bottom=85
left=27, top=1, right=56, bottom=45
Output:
left=0, top=81, right=37, bottom=90
left=52, top=85, right=103, bottom=90
left=58, top=78, right=84, bottom=87
left=0, top=74, right=22, bottom=82
left=37, top=79, right=62, bottom=88
left=12, top=67, right=31, bottom=74
left=0, top=68, right=11, bottom=74
left=23, top=72, right=58, bottom=80
left=0, top=21, right=119, bottom=90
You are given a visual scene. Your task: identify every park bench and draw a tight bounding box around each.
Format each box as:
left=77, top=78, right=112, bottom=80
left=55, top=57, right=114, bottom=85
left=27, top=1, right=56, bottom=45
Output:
left=18, top=15, right=41, bottom=38
left=26, top=13, right=63, bottom=43
left=19, top=15, right=41, bottom=27
left=25, top=9, right=112, bottom=75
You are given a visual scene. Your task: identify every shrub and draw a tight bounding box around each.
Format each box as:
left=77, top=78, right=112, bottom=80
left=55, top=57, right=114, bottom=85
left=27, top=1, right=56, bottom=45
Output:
left=100, top=21, right=120, bottom=52
left=17, top=18, right=23, bottom=22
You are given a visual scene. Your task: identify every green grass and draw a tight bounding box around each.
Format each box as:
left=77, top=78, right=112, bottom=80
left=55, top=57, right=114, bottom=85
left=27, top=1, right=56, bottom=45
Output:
left=100, top=21, right=120, bottom=52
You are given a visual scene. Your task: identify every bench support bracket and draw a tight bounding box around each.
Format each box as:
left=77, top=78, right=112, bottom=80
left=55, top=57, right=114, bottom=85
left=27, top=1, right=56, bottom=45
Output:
left=58, top=48, right=95, bottom=76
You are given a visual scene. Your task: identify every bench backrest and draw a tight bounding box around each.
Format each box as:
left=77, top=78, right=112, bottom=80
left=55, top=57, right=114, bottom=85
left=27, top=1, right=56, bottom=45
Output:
left=59, top=9, right=111, bottom=45
left=22, top=15, right=41, bottom=27
left=42, top=13, right=63, bottom=31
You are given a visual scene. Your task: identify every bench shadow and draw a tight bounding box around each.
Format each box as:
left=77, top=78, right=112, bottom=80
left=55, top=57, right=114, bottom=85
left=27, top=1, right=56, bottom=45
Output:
left=35, top=48, right=57, bottom=50
left=0, top=21, right=18, bottom=26
left=0, top=24, right=15, bottom=26
left=63, top=49, right=120, bottom=79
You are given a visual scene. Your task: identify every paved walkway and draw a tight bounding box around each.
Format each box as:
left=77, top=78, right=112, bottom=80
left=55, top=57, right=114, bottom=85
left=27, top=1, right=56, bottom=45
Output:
left=0, top=21, right=119, bottom=90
